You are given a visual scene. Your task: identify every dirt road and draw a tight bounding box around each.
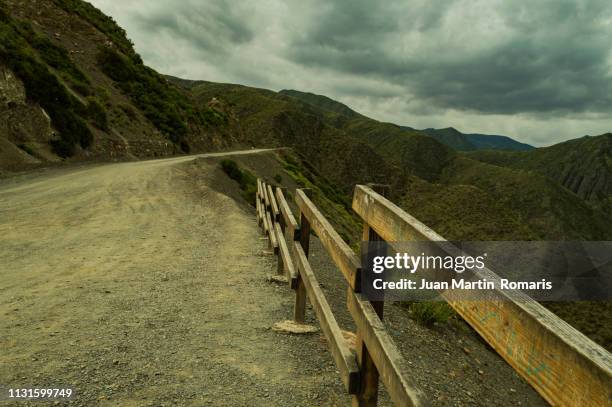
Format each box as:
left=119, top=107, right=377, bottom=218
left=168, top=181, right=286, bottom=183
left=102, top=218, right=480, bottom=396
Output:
left=0, top=151, right=350, bottom=406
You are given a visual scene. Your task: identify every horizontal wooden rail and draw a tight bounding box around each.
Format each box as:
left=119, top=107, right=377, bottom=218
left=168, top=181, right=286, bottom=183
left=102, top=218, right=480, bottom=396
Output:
left=275, top=187, right=299, bottom=240
left=294, top=244, right=361, bottom=393
left=274, top=221, right=298, bottom=288
left=263, top=181, right=272, bottom=211
left=261, top=205, right=270, bottom=235
left=295, top=190, right=361, bottom=291
left=352, top=184, right=612, bottom=407
left=267, top=184, right=280, bottom=223
left=265, top=206, right=278, bottom=254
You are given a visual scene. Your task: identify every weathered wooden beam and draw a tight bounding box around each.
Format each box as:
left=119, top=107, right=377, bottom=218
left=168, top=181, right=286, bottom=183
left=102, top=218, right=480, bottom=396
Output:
left=257, top=178, right=263, bottom=200
left=261, top=200, right=270, bottom=235
left=295, top=189, right=361, bottom=291
left=294, top=244, right=361, bottom=394
left=352, top=184, right=612, bottom=407
left=256, top=197, right=263, bottom=228
left=274, top=222, right=298, bottom=288
left=264, top=209, right=279, bottom=254
left=293, top=189, right=312, bottom=323
left=347, top=290, right=423, bottom=407
left=266, top=184, right=280, bottom=223
left=353, top=184, right=389, bottom=407
left=275, top=187, right=300, bottom=240
left=262, top=181, right=271, bottom=212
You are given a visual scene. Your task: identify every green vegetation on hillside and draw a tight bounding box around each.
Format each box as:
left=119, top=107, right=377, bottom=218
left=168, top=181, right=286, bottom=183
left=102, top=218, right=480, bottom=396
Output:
left=441, top=157, right=612, bottom=239
left=15, top=18, right=91, bottom=94
left=97, top=47, right=225, bottom=151
left=220, top=159, right=257, bottom=205
left=467, top=134, right=612, bottom=214
left=0, top=4, right=94, bottom=156
left=53, top=0, right=136, bottom=57
left=278, top=150, right=361, bottom=243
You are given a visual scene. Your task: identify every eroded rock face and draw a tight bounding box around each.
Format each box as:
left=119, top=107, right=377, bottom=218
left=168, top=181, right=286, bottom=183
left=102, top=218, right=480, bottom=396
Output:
left=0, top=64, right=26, bottom=106
left=556, top=135, right=612, bottom=209
left=0, top=63, right=56, bottom=167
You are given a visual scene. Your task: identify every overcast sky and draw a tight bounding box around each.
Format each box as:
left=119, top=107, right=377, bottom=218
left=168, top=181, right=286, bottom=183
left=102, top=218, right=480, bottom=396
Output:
left=89, top=0, right=612, bottom=146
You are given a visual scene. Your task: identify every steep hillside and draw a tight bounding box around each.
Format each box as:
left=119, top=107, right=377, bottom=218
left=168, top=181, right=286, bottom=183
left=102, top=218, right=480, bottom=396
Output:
left=441, top=156, right=611, bottom=239
left=0, top=0, right=233, bottom=172
left=466, top=133, right=534, bottom=151
left=190, top=81, right=406, bottom=196
left=279, top=89, right=362, bottom=120
left=468, top=134, right=612, bottom=214
left=189, top=81, right=612, bottom=241
left=276, top=89, right=454, bottom=181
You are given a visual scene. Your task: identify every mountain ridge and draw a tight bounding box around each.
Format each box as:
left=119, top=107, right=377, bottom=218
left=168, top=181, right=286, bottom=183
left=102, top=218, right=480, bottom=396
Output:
left=279, top=89, right=534, bottom=152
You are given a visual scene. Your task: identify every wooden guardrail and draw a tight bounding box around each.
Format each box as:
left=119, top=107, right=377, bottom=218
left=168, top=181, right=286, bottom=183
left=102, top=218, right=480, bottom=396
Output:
left=256, top=180, right=612, bottom=407
left=256, top=179, right=422, bottom=406
left=353, top=185, right=612, bottom=407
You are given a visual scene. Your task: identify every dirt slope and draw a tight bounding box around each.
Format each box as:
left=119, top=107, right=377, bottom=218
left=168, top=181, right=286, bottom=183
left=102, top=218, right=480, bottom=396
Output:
left=0, top=149, right=351, bottom=406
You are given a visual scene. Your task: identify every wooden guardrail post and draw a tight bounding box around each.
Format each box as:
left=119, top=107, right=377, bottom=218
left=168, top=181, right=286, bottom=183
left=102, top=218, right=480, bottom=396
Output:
left=294, top=188, right=312, bottom=323
left=353, top=184, right=389, bottom=407
left=275, top=186, right=288, bottom=276
left=256, top=179, right=264, bottom=229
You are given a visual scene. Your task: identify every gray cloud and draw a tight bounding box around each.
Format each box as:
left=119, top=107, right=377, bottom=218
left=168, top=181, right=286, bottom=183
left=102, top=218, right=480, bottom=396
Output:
left=288, top=0, right=612, bottom=115
left=132, top=1, right=254, bottom=55
left=90, top=0, right=612, bottom=146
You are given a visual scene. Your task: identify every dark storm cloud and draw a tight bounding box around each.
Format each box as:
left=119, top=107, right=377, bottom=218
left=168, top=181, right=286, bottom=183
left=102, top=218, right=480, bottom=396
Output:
left=90, top=0, right=612, bottom=145
left=288, top=0, right=612, bottom=115
left=132, top=1, right=254, bottom=56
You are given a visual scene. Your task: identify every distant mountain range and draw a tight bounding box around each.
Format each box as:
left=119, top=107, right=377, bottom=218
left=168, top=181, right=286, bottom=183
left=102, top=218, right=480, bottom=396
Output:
left=418, top=127, right=535, bottom=151
left=280, top=90, right=534, bottom=152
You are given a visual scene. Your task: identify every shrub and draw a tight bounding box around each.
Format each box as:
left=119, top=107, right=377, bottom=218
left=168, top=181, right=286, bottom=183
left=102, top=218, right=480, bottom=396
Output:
left=86, top=97, right=108, bottom=130
left=17, top=143, right=36, bottom=156
left=10, top=17, right=91, bottom=94
left=53, top=0, right=135, bottom=57
left=408, top=302, right=455, bottom=326
left=120, top=104, right=137, bottom=120
left=273, top=174, right=282, bottom=183
left=0, top=5, right=93, bottom=156
left=220, top=159, right=242, bottom=181
left=97, top=47, right=198, bottom=144
left=220, top=160, right=257, bottom=205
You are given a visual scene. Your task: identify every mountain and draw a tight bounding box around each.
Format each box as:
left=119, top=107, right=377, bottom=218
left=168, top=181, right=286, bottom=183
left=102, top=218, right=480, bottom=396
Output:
left=190, top=81, right=612, bottom=241
left=468, top=134, right=612, bottom=214
left=0, top=0, right=232, bottom=172
left=277, top=90, right=534, bottom=152
left=279, top=89, right=362, bottom=120
left=465, top=133, right=535, bottom=151
left=420, top=127, right=535, bottom=151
